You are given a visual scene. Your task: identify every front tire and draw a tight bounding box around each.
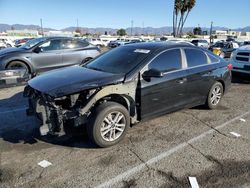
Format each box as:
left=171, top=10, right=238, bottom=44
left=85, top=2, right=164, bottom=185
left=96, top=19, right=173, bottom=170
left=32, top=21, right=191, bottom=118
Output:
left=206, top=82, right=224, bottom=109
left=87, top=102, right=130, bottom=148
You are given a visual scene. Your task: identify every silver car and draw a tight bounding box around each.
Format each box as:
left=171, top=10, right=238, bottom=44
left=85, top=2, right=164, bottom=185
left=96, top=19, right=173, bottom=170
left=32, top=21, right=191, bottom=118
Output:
left=0, top=37, right=101, bottom=76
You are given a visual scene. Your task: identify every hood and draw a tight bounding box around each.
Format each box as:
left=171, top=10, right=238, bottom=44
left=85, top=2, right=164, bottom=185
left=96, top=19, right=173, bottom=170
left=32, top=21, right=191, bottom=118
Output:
left=0, top=47, right=27, bottom=56
left=238, top=45, right=250, bottom=51
left=28, top=65, right=125, bottom=97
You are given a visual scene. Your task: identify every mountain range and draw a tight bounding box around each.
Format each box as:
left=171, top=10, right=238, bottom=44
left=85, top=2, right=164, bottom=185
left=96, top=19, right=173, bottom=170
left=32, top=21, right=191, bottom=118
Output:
left=1, top=23, right=250, bottom=35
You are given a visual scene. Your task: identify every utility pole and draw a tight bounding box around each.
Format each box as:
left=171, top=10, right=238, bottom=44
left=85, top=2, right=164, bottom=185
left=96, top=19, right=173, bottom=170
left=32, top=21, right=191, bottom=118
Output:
left=142, top=21, right=144, bottom=35
left=210, top=21, right=213, bottom=44
left=77, top=18, right=79, bottom=29
left=131, top=20, right=134, bottom=36
left=40, top=18, right=44, bottom=36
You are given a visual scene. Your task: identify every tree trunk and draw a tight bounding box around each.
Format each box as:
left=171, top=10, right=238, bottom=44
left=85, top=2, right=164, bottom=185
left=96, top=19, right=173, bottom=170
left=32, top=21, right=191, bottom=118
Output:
left=173, top=10, right=176, bottom=37
left=180, top=11, right=190, bottom=35
left=177, top=12, right=184, bottom=37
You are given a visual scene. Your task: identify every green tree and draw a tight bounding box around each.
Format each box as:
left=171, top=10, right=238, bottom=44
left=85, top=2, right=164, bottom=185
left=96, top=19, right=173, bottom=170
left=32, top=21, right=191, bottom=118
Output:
left=117, top=29, right=127, bottom=36
left=193, top=27, right=202, bottom=35
left=173, top=0, right=196, bottom=37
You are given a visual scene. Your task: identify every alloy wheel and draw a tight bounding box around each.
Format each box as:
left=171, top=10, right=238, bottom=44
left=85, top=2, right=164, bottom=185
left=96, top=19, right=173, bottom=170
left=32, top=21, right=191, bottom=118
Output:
left=210, top=86, right=222, bottom=105
left=100, top=111, right=126, bottom=142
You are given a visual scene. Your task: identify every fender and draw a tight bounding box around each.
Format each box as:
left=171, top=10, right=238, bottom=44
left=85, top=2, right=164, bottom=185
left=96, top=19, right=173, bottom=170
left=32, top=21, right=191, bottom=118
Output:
left=78, top=81, right=138, bottom=123
left=6, top=57, right=35, bottom=73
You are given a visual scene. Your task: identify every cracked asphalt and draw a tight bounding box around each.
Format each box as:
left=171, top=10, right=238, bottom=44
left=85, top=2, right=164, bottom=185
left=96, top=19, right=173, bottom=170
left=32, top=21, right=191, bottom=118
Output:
left=0, top=75, right=250, bottom=188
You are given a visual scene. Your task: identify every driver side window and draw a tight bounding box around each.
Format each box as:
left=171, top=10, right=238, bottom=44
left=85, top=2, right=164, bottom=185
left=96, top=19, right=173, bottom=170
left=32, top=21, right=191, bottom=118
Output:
left=39, top=40, right=62, bottom=51
left=149, top=49, right=182, bottom=72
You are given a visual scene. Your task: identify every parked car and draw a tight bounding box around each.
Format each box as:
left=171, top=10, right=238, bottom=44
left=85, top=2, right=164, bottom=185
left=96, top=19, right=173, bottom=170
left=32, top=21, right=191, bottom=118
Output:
left=14, top=38, right=33, bottom=47
left=86, top=38, right=109, bottom=47
left=108, top=39, right=142, bottom=48
left=0, top=38, right=15, bottom=48
left=191, top=39, right=209, bottom=48
left=167, top=40, right=195, bottom=46
left=0, top=40, right=7, bottom=50
left=209, top=41, right=226, bottom=55
left=0, top=37, right=100, bottom=77
left=219, top=41, right=239, bottom=58
left=243, top=41, right=250, bottom=46
left=24, top=42, right=232, bottom=147
left=231, top=45, right=250, bottom=75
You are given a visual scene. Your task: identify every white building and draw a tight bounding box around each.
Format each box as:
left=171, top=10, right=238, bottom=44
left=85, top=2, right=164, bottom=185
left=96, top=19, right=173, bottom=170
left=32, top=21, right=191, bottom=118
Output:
left=212, top=30, right=227, bottom=36
left=6, top=29, right=38, bottom=37
left=44, top=30, right=73, bottom=37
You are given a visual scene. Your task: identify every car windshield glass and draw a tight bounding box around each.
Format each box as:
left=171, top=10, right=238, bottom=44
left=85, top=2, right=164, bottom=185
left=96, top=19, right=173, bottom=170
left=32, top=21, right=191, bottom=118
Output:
left=21, top=38, right=46, bottom=49
left=85, top=47, right=151, bottom=74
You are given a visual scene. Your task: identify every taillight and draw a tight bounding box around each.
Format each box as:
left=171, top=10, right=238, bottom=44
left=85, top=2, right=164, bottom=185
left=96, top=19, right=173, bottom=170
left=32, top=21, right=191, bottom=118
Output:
left=227, top=63, right=233, bottom=70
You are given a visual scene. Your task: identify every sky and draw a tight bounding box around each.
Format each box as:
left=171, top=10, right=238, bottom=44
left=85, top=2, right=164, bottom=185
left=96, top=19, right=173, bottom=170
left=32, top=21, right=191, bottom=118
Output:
left=0, top=0, right=250, bottom=29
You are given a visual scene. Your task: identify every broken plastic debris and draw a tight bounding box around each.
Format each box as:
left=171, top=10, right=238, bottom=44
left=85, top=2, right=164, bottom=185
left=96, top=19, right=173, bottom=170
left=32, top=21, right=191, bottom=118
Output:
left=239, top=118, right=246, bottom=122
left=230, top=132, right=241, bottom=138
left=188, top=177, right=200, bottom=188
left=38, top=160, right=52, bottom=168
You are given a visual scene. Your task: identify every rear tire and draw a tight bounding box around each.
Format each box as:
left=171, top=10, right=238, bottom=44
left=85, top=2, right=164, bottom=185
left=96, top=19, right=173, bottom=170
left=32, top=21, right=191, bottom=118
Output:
left=87, top=102, right=130, bottom=148
left=206, top=82, right=224, bottom=109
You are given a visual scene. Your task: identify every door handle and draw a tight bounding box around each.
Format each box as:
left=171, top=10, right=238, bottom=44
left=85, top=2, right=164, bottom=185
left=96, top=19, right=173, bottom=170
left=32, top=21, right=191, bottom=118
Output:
left=176, top=78, right=187, bottom=84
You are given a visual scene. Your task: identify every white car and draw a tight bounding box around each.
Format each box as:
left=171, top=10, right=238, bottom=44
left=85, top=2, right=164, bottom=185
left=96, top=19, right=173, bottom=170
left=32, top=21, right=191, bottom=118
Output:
left=0, top=40, right=7, bottom=49
left=191, top=39, right=209, bottom=49
left=0, top=38, right=15, bottom=48
left=88, top=38, right=109, bottom=47
left=231, top=45, right=250, bottom=75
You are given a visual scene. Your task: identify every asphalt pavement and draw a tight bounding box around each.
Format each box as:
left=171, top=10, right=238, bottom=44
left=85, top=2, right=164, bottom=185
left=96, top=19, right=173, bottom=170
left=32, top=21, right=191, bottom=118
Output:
left=0, top=75, right=249, bottom=188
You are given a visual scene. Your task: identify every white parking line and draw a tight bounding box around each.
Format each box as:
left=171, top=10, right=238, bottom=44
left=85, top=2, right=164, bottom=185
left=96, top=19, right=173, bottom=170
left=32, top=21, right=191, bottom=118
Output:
left=96, top=111, right=250, bottom=188
left=230, top=132, right=241, bottom=137
left=189, top=177, right=200, bottom=188
left=0, top=107, right=27, bottom=115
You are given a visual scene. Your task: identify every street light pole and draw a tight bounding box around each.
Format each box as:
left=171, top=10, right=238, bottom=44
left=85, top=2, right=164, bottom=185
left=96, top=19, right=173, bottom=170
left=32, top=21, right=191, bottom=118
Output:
left=40, top=18, right=44, bottom=36
left=131, top=20, right=134, bottom=36
left=210, top=21, right=213, bottom=44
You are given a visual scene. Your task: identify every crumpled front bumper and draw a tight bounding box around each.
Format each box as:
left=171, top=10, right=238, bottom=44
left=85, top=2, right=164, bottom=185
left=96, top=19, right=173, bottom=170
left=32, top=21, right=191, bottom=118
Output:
left=24, top=85, right=88, bottom=136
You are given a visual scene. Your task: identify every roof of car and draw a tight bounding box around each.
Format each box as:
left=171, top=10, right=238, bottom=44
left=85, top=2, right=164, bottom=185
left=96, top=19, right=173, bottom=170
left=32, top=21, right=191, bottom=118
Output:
left=39, top=36, right=76, bottom=40
left=125, top=41, right=196, bottom=51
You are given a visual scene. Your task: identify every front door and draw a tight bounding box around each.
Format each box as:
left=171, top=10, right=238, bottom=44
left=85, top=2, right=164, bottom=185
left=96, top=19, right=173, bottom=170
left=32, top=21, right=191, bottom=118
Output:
left=31, top=39, right=63, bottom=73
left=139, top=49, right=188, bottom=119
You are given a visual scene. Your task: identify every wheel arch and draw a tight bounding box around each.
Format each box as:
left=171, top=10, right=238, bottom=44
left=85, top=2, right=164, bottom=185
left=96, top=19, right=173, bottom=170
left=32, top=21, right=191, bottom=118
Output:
left=96, top=94, right=136, bottom=117
left=215, top=79, right=225, bottom=93
left=6, top=59, right=34, bottom=73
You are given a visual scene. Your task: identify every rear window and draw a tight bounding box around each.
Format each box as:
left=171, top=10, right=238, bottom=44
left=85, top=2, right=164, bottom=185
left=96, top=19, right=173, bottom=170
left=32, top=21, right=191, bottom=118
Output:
left=185, top=49, right=208, bottom=67
left=207, top=53, right=220, bottom=63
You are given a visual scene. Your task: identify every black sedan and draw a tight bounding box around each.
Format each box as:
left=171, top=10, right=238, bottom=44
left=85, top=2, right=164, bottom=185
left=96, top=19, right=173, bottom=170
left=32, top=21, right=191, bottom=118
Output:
left=24, top=42, right=232, bottom=147
left=0, top=37, right=100, bottom=77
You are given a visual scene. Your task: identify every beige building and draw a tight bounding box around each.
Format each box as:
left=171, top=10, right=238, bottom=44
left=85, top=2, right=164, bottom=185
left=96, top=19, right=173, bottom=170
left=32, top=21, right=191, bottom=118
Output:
left=6, top=29, right=38, bottom=37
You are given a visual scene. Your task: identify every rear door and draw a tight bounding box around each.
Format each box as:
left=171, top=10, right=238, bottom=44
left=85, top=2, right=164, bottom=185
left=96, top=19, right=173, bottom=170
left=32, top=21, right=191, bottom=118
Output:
left=31, top=39, right=63, bottom=73
left=184, top=48, right=217, bottom=104
left=61, top=39, right=90, bottom=67
left=140, top=49, right=189, bottom=119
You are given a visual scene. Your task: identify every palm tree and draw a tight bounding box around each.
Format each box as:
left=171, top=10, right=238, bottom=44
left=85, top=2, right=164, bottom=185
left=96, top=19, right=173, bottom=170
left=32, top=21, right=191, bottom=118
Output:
left=180, top=0, right=196, bottom=35
left=173, top=0, right=182, bottom=37
left=172, top=0, right=196, bottom=37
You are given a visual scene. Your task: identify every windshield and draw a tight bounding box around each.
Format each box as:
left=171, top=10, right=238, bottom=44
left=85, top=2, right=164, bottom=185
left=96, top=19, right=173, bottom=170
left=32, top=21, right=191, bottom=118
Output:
left=85, top=46, right=151, bottom=74
left=21, top=38, right=46, bottom=49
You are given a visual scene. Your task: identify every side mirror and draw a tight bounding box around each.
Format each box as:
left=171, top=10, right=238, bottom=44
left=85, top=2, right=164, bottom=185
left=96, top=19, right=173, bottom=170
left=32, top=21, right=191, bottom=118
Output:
left=33, top=47, right=42, bottom=53
left=142, top=69, right=164, bottom=79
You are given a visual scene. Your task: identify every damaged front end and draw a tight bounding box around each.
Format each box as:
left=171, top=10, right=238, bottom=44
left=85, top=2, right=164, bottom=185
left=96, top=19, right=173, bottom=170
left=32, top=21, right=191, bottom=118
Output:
left=24, top=85, right=100, bottom=136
